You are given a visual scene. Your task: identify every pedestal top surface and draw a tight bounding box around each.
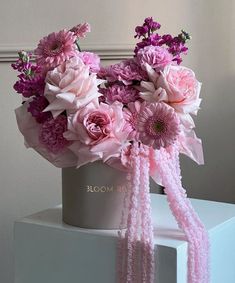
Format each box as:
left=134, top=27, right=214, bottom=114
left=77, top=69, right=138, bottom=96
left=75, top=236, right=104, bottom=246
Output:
left=16, top=194, right=235, bottom=249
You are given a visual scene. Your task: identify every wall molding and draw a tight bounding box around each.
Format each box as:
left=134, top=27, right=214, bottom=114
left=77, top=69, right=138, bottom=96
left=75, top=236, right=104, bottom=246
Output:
left=0, top=44, right=134, bottom=62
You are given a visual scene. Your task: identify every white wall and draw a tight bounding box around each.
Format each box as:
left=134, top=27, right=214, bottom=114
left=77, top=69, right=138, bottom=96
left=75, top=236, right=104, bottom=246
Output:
left=0, top=0, right=235, bottom=282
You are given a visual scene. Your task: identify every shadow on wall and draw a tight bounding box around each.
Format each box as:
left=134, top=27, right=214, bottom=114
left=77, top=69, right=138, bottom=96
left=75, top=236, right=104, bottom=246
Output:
left=181, top=0, right=235, bottom=203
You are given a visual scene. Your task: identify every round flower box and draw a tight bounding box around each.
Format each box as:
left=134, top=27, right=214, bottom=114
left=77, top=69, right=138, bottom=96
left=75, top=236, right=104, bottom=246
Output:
left=62, top=161, right=130, bottom=229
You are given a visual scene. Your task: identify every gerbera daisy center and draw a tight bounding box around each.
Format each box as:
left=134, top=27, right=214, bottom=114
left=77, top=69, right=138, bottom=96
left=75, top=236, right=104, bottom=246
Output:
left=146, top=116, right=166, bottom=137
left=154, top=120, right=165, bottom=133
left=49, top=41, right=63, bottom=55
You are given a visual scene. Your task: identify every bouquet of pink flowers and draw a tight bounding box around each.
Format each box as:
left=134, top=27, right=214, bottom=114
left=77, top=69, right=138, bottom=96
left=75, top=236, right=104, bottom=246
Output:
left=13, top=18, right=203, bottom=171
left=12, top=18, right=209, bottom=283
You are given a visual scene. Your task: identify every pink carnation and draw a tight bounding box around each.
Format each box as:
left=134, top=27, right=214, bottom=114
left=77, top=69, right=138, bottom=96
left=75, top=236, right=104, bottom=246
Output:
left=100, top=59, right=147, bottom=85
left=64, top=101, right=130, bottom=167
left=77, top=51, right=100, bottom=73
left=43, top=56, right=102, bottom=117
left=70, top=23, right=91, bottom=38
left=34, top=29, right=77, bottom=70
left=157, top=65, right=202, bottom=114
left=15, top=101, right=77, bottom=168
left=100, top=84, right=139, bottom=104
left=137, top=45, right=173, bottom=71
left=137, top=102, right=180, bottom=149
left=39, top=115, right=71, bottom=154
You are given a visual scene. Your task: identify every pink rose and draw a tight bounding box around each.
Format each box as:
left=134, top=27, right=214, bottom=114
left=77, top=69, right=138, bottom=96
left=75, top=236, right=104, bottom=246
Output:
left=157, top=65, right=202, bottom=114
left=43, top=56, right=102, bottom=117
left=63, top=101, right=130, bottom=167
left=137, top=46, right=173, bottom=72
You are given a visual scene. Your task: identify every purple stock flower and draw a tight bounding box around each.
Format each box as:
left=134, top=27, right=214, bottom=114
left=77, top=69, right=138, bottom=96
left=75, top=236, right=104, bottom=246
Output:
left=134, top=18, right=191, bottom=64
left=166, top=35, right=189, bottom=64
left=11, top=51, right=32, bottom=72
left=12, top=50, right=45, bottom=97
left=28, top=95, right=52, bottom=123
left=134, top=25, right=149, bottom=38
left=134, top=34, right=162, bottom=54
left=134, top=17, right=161, bottom=39
left=144, top=17, right=161, bottom=30
left=14, top=74, right=45, bottom=98
left=159, top=34, right=173, bottom=45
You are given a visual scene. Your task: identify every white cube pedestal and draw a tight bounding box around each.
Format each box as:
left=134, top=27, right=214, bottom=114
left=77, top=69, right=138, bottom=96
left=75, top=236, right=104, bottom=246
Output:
left=14, top=195, right=235, bottom=283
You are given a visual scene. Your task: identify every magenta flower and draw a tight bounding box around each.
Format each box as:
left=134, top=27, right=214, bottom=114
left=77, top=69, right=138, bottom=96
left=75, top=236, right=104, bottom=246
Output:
left=137, top=45, right=173, bottom=71
left=12, top=51, right=45, bottom=98
left=134, top=17, right=161, bottom=39
left=13, top=74, right=45, bottom=98
left=28, top=95, right=52, bottom=123
left=77, top=51, right=100, bottom=73
left=34, top=29, right=77, bottom=70
left=11, top=51, right=32, bottom=72
left=137, top=102, right=180, bottom=149
left=70, top=23, right=91, bottom=38
left=99, top=83, right=139, bottom=104
left=39, top=115, right=71, bottom=153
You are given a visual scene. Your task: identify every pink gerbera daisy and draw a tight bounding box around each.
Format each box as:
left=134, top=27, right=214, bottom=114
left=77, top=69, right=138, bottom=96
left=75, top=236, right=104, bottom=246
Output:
left=34, top=29, right=77, bottom=70
left=137, top=102, right=180, bottom=149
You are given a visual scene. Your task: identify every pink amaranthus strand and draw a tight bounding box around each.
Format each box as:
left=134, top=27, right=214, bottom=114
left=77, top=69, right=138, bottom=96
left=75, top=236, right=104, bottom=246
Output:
left=156, top=147, right=209, bottom=283
left=139, top=144, right=155, bottom=283
left=116, top=171, right=131, bottom=283
left=117, top=142, right=141, bottom=283
left=125, top=142, right=141, bottom=282
left=168, top=146, right=210, bottom=283
left=117, top=143, right=156, bottom=283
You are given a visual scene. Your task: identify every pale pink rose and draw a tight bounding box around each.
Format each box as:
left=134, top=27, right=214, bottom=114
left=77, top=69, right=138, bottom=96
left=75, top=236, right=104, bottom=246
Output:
left=15, top=101, right=77, bottom=168
left=157, top=65, right=202, bottom=114
left=63, top=101, right=130, bottom=168
left=43, top=56, right=102, bottom=117
left=137, top=45, right=173, bottom=72
left=77, top=51, right=100, bottom=73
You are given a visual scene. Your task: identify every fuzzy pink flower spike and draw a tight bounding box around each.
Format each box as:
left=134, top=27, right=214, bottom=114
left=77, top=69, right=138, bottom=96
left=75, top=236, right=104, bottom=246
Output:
left=156, top=146, right=209, bottom=283
left=139, top=144, right=155, bottom=283
left=117, top=142, right=155, bottom=283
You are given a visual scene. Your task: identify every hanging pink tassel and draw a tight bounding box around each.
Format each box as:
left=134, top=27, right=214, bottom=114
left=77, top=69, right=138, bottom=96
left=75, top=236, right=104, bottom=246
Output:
left=139, top=144, right=155, bottom=283
left=116, top=171, right=131, bottom=283
left=117, top=143, right=155, bottom=283
left=156, top=147, right=210, bottom=283
left=169, top=146, right=210, bottom=283
left=117, top=142, right=141, bottom=283
left=117, top=143, right=208, bottom=283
